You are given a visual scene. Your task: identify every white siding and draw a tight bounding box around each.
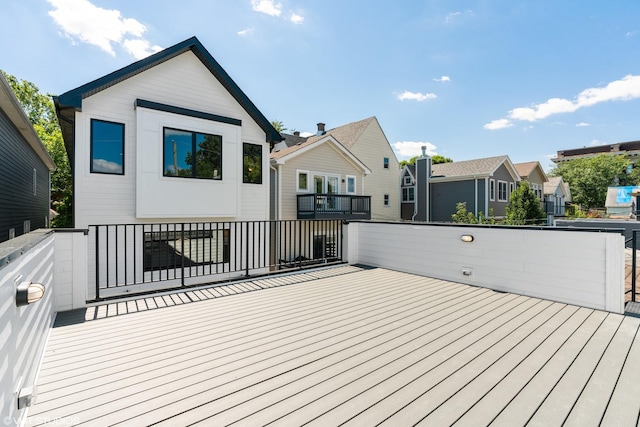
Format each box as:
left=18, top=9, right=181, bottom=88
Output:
left=276, top=142, right=366, bottom=220
left=74, top=51, right=269, bottom=228
left=348, top=119, right=400, bottom=221
left=345, top=222, right=625, bottom=313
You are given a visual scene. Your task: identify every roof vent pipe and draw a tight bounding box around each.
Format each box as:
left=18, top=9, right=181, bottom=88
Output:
left=421, top=145, right=427, bottom=157
left=317, top=123, right=326, bottom=136
left=294, top=131, right=300, bottom=136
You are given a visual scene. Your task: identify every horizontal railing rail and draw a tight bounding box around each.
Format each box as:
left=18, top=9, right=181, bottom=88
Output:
left=89, top=219, right=343, bottom=301
left=297, top=194, right=371, bottom=220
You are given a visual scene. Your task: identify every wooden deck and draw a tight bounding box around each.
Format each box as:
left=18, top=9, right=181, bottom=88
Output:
left=29, top=265, right=640, bottom=426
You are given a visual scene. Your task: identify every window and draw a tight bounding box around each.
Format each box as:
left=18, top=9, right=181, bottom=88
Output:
left=383, top=157, right=389, bottom=169
left=489, top=179, right=495, bottom=201
left=509, top=182, right=515, bottom=195
left=403, top=175, right=412, bottom=186
left=143, top=228, right=230, bottom=271
left=91, top=119, right=124, bottom=174
left=346, top=175, right=356, bottom=194
left=402, top=187, right=414, bottom=202
left=243, top=143, right=262, bottom=184
left=498, top=181, right=508, bottom=201
left=384, top=194, right=390, bottom=206
left=163, top=127, right=222, bottom=179
left=297, top=170, right=309, bottom=191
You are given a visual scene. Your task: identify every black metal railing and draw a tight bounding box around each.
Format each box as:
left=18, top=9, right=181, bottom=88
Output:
left=90, top=220, right=344, bottom=300
left=297, top=194, right=371, bottom=220
left=627, top=229, right=639, bottom=303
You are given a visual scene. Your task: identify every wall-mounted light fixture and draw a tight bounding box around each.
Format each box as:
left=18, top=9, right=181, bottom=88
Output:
left=16, top=281, right=45, bottom=307
left=460, top=234, right=474, bottom=243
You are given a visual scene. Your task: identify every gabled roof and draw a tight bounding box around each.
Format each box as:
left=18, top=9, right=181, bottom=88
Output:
left=431, top=155, right=519, bottom=180
left=0, top=73, right=55, bottom=171
left=54, top=36, right=281, bottom=158
left=270, top=134, right=371, bottom=175
left=304, top=117, right=376, bottom=149
left=513, top=161, right=548, bottom=182
left=544, top=176, right=569, bottom=197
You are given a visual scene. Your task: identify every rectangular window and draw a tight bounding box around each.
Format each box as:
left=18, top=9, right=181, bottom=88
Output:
left=402, top=187, right=414, bottom=202
left=509, top=182, right=515, bottom=195
left=91, top=119, right=124, bottom=174
left=489, top=179, right=495, bottom=201
left=297, top=170, right=309, bottom=191
left=403, top=175, right=412, bottom=186
left=498, top=181, right=508, bottom=201
left=243, top=143, right=262, bottom=184
left=346, top=175, right=356, bottom=194
left=383, top=157, right=389, bottom=169
left=163, top=127, right=222, bottom=179
left=384, top=194, right=390, bottom=206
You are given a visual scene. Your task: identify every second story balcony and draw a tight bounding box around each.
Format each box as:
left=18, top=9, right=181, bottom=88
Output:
left=297, top=193, right=371, bottom=220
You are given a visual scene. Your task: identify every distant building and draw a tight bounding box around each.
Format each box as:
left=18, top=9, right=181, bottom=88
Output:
left=552, top=140, right=640, bottom=163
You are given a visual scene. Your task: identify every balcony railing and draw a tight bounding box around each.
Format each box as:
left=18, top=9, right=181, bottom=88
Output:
left=297, top=194, right=371, bottom=220
left=89, top=220, right=344, bottom=300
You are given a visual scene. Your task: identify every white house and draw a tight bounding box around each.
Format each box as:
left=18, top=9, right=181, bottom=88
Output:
left=55, top=36, right=280, bottom=229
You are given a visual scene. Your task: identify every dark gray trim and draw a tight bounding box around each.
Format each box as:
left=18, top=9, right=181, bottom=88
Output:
left=136, top=99, right=242, bottom=126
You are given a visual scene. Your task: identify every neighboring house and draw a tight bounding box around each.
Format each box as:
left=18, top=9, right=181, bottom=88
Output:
left=54, top=36, right=280, bottom=229
left=283, top=118, right=400, bottom=221
left=402, top=155, right=520, bottom=222
left=605, top=186, right=638, bottom=218
left=270, top=134, right=371, bottom=220
left=553, top=140, right=640, bottom=163
left=544, top=176, right=570, bottom=216
left=513, top=161, right=548, bottom=201
left=0, top=72, right=55, bottom=243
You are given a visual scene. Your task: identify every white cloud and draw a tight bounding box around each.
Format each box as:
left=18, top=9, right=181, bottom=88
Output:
left=445, top=10, right=473, bottom=24
left=92, top=159, right=122, bottom=173
left=393, top=141, right=438, bottom=158
left=433, top=76, right=451, bottom=82
left=251, top=0, right=282, bottom=17
left=238, top=28, right=254, bottom=36
left=483, top=119, right=513, bottom=130
left=299, top=131, right=314, bottom=137
left=290, top=13, right=304, bottom=24
left=576, top=122, right=590, bottom=127
left=485, top=74, right=640, bottom=129
left=122, top=38, right=162, bottom=60
left=397, top=91, right=437, bottom=101
left=47, top=0, right=160, bottom=58
left=627, top=31, right=638, bottom=38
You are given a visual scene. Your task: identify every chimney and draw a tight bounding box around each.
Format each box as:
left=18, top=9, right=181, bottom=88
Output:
left=294, top=131, right=300, bottom=136
left=421, top=145, right=427, bottom=157
left=317, top=122, right=326, bottom=136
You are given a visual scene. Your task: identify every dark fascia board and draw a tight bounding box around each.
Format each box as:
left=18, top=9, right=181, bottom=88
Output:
left=54, top=36, right=281, bottom=149
left=135, top=99, right=241, bottom=126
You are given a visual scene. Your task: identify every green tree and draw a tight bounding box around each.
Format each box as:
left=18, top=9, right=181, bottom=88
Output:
left=505, top=181, right=545, bottom=225
left=3, top=71, right=72, bottom=227
left=548, top=154, right=637, bottom=209
left=451, top=202, right=496, bottom=224
left=400, top=154, right=453, bottom=167
left=270, top=120, right=286, bottom=133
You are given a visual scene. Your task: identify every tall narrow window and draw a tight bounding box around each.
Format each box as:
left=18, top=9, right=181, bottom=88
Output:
left=489, top=179, right=495, bottom=201
left=91, top=119, right=125, bottom=174
left=384, top=194, right=390, bottom=206
left=498, top=181, right=508, bottom=201
left=163, top=127, right=222, bottom=179
left=346, top=175, right=356, bottom=194
left=297, top=170, right=309, bottom=191
left=383, top=157, right=389, bottom=169
left=243, top=143, right=262, bottom=184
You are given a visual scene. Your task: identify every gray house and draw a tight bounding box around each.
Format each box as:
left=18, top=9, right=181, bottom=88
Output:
left=401, top=155, right=520, bottom=222
left=0, top=73, right=55, bottom=243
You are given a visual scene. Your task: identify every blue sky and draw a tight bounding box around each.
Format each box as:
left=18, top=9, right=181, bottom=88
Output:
left=2, top=0, right=639, bottom=170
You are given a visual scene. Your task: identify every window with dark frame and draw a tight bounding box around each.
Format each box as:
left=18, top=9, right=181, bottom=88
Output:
left=384, top=157, right=389, bottom=169
left=384, top=194, right=390, bottom=206
left=243, top=143, right=262, bottom=184
left=163, top=127, right=222, bottom=179
left=91, top=119, right=125, bottom=175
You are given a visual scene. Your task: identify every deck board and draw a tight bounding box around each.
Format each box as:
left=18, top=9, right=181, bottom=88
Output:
left=28, top=266, right=640, bottom=426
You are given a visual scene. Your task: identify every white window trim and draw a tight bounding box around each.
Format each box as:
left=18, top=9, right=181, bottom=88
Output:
left=403, top=175, right=412, bottom=186
left=489, top=179, right=495, bottom=201
left=296, top=170, right=310, bottom=192
left=346, top=175, right=356, bottom=194
left=509, top=182, right=515, bottom=194
left=402, top=187, right=414, bottom=202
left=498, top=180, right=508, bottom=202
